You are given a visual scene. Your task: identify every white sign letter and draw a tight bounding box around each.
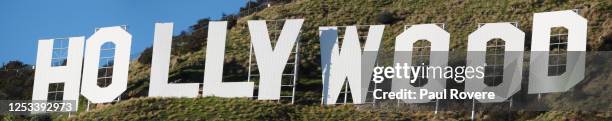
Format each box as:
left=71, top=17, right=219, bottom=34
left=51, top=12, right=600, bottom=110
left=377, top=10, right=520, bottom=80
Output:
left=467, top=23, right=524, bottom=102
left=81, top=26, right=132, bottom=103
left=202, top=21, right=255, bottom=97
left=148, top=23, right=199, bottom=97
left=32, top=37, right=84, bottom=111
left=529, top=10, right=587, bottom=93
left=248, top=19, right=303, bottom=100
left=320, top=25, right=384, bottom=104
left=392, top=24, right=449, bottom=103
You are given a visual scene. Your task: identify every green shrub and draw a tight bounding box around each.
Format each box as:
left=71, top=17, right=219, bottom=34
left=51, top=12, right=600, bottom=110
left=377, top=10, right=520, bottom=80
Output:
left=376, top=11, right=398, bottom=24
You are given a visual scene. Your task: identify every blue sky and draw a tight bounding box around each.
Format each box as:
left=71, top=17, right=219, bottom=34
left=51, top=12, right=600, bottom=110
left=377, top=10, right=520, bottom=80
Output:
left=0, top=0, right=246, bottom=64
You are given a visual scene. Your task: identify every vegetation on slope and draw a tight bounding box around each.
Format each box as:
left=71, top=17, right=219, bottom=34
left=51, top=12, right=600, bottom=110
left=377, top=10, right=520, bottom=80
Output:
left=66, top=97, right=611, bottom=120
left=124, top=0, right=612, bottom=104
left=1, top=0, right=611, bottom=120
left=116, top=0, right=612, bottom=120
left=0, top=61, right=34, bottom=100
left=67, top=97, right=418, bottom=121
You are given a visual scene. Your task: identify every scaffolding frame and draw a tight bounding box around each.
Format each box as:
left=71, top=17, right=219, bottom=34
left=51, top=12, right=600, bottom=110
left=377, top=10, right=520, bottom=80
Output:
left=548, top=27, right=568, bottom=76
left=47, top=82, right=65, bottom=102
left=51, top=38, right=69, bottom=67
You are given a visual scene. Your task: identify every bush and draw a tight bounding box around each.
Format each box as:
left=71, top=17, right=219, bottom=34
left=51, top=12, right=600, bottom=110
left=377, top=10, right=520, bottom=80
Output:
left=376, top=11, right=398, bottom=24
left=137, top=47, right=153, bottom=65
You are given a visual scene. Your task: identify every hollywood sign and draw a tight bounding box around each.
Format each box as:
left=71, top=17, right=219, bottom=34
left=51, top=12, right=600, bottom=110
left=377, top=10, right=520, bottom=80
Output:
left=32, top=10, right=585, bottom=109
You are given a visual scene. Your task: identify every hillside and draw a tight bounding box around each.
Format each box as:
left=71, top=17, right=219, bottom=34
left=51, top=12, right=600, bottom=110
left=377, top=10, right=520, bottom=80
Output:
left=114, top=0, right=612, bottom=119
left=64, top=97, right=608, bottom=120
left=65, top=97, right=416, bottom=120
left=124, top=0, right=612, bottom=103
left=0, top=0, right=610, bottom=120
left=106, top=0, right=612, bottom=120
left=0, top=61, right=34, bottom=100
